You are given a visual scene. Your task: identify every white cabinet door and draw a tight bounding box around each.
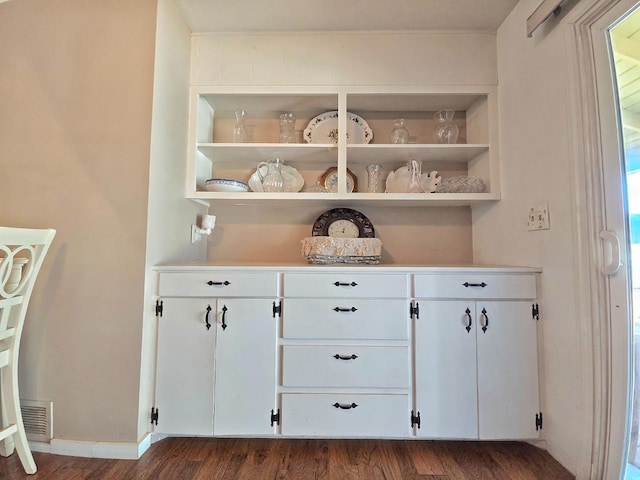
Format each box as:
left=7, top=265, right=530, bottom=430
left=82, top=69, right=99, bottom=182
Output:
left=415, top=300, right=539, bottom=440
left=476, top=301, right=539, bottom=440
left=213, top=298, right=277, bottom=436
left=154, top=298, right=215, bottom=435
left=415, top=300, right=478, bottom=439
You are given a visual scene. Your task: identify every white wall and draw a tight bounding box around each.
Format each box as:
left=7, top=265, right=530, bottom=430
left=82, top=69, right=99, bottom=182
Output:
left=191, top=32, right=498, bottom=87
left=139, top=0, right=205, bottom=439
left=474, top=0, right=582, bottom=472
left=0, top=0, right=157, bottom=443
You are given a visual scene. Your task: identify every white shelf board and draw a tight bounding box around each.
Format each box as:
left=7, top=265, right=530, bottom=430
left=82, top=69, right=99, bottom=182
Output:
left=188, top=192, right=500, bottom=207
left=197, top=143, right=488, bottom=167
left=199, top=93, right=337, bottom=115
left=346, top=144, right=489, bottom=164
left=346, top=93, right=486, bottom=112
left=197, top=143, right=338, bottom=167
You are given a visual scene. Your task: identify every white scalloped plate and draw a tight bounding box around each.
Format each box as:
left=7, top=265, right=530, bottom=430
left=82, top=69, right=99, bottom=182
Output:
left=304, top=111, right=373, bottom=144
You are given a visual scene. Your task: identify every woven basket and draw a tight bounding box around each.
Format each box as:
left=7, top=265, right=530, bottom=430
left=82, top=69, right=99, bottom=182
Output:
left=301, top=237, right=382, bottom=264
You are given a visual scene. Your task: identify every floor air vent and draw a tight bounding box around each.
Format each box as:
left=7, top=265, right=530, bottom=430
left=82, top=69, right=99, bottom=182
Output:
left=20, top=399, right=52, bottom=442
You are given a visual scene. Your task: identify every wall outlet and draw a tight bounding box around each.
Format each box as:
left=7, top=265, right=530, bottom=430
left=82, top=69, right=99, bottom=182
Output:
left=527, top=204, right=550, bottom=231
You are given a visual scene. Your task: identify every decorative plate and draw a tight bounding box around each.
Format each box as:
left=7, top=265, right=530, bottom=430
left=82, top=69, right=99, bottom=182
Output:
left=304, top=111, right=373, bottom=144
left=320, top=167, right=357, bottom=193
left=312, top=208, right=375, bottom=238
left=205, top=178, right=249, bottom=192
left=248, top=164, right=304, bottom=192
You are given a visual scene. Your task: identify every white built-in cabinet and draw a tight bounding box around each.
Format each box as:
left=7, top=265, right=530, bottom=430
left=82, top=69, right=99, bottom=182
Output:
left=413, top=274, right=540, bottom=440
left=152, top=266, right=540, bottom=440
left=154, top=271, right=278, bottom=436
left=280, top=272, right=410, bottom=437
left=187, top=87, right=499, bottom=207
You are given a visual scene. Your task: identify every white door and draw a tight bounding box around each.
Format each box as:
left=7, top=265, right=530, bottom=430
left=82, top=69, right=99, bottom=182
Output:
left=415, top=300, right=478, bottom=439
left=154, top=298, right=215, bottom=435
left=591, top=2, right=640, bottom=478
left=213, top=298, right=278, bottom=436
left=476, top=301, right=539, bottom=440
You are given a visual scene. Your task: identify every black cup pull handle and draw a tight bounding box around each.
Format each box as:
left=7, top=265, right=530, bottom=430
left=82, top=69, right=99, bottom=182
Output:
left=465, top=307, right=472, bottom=333
left=205, top=305, right=212, bottom=330
left=333, top=354, right=358, bottom=360
left=334, top=281, right=358, bottom=287
left=221, top=305, right=228, bottom=330
left=481, top=307, right=489, bottom=333
left=207, top=280, right=230, bottom=286
left=333, top=402, right=358, bottom=410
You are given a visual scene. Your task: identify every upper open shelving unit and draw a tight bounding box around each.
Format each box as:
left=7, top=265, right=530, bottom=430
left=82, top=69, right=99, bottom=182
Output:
left=186, top=86, right=500, bottom=207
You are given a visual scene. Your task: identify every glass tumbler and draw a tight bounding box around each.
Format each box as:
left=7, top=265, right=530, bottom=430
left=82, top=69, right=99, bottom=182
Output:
left=279, top=113, right=296, bottom=143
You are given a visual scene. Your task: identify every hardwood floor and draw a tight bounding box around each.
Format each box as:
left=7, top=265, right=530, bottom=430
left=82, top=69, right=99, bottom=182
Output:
left=0, top=438, right=575, bottom=480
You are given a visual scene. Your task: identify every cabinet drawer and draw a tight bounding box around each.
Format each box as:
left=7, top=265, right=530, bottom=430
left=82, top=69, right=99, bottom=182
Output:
left=158, top=272, right=277, bottom=297
left=414, top=273, right=536, bottom=299
left=283, top=299, right=408, bottom=340
left=281, top=393, right=409, bottom=437
left=282, top=345, right=409, bottom=388
left=283, top=273, right=407, bottom=298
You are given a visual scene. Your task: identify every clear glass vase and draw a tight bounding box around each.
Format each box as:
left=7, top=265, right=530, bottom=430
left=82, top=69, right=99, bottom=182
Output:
left=279, top=113, right=296, bottom=143
left=366, top=164, right=383, bottom=193
left=433, top=110, right=459, bottom=144
left=390, top=118, right=410, bottom=144
left=233, top=109, right=247, bottom=143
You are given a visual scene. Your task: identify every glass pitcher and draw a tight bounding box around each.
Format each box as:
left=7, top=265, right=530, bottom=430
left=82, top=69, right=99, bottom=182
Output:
left=256, top=157, right=286, bottom=192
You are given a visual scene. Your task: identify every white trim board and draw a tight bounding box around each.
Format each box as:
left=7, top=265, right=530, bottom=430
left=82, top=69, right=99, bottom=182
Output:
left=28, top=433, right=152, bottom=460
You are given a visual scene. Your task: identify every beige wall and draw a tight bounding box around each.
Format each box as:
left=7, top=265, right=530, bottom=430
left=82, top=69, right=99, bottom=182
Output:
left=0, top=0, right=157, bottom=442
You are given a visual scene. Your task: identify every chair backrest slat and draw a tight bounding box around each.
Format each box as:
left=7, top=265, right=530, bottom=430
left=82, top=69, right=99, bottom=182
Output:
left=0, top=296, right=23, bottom=334
left=0, top=226, right=55, bottom=362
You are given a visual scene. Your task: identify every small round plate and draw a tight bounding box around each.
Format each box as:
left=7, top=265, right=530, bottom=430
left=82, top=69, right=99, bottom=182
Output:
left=312, top=208, right=375, bottom=238
left=320, top=167, right=358, bottom=193
left=205, top=178, right=249, bottom=192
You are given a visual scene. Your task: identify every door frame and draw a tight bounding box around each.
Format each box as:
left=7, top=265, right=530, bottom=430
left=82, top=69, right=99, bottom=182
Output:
left=565, top=0, right=636, bottom=477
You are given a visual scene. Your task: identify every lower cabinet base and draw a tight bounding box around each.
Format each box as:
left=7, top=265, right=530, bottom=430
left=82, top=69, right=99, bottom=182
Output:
left=280, top=393, right=410, bottom=437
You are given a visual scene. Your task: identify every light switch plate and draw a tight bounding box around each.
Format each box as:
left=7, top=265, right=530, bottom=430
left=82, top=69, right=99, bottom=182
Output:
left=528, top=204, right=550, bottom=231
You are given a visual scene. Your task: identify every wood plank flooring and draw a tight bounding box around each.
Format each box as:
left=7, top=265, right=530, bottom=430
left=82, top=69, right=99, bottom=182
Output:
left=0, top=438, right=575, bottom=480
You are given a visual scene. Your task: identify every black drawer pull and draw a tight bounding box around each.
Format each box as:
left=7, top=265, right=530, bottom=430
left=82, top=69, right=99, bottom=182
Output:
left=205, top=305, right=212, bottom=330
left=465, top=307, right=472, bottom=333
left=481, top=307, right=489, bottom=333
left=333, top=307, right=358, bottom=313
left=207, top=280, right=230, bottom=286
left=333, top=402, right=358, bottom=410
left=221, top=305, right=228, bottom=330
left=334, top=281, right=358, bottom=287
left=333, top=354, right=358, bottom=360
left=462, top=282, right=487, bottom=288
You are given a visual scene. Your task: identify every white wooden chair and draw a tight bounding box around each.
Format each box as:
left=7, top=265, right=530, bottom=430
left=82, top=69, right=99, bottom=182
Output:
left=0, top=226, right=55, bottom=474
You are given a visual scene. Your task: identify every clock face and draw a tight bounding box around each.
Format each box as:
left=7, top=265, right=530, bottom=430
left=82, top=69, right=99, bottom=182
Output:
left=311, top=208, right=375, bottom=238
left=327, top=219, right=360, bottom=238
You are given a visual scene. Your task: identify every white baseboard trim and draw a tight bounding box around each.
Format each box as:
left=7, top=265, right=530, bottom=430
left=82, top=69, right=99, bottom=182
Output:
left=28, top=433, right=152, bottom=460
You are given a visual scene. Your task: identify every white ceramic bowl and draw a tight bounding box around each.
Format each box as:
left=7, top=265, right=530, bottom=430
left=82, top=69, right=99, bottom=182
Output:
left=205, top=178, right=249, bottom=193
